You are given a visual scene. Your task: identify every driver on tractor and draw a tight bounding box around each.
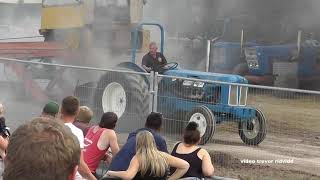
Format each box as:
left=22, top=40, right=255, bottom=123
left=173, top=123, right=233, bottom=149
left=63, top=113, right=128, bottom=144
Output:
left=142, top=42, right=167, bottom=73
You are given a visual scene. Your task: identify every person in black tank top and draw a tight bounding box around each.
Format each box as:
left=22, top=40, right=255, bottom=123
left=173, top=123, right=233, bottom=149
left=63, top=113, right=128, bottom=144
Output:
left=106, top=130, right=190, bottom=180
left=171, top=142, right=203, bottom=178
left=170, top=122, right=214, bottom=179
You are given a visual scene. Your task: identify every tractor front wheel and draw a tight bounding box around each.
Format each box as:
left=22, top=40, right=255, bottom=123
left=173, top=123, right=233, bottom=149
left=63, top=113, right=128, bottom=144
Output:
left=186, top=106, right=216, bottom=145
left=239, top=109, right=267, bottom=145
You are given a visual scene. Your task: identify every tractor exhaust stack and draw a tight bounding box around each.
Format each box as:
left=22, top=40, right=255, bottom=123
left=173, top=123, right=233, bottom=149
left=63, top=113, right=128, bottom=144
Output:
left=240, top=29, right=244, bottom=57
left=297, top=30, right=302, bottom=57
left=206, top=37, right=220, bottom=72
left=206, top=40, right=211, bottom=72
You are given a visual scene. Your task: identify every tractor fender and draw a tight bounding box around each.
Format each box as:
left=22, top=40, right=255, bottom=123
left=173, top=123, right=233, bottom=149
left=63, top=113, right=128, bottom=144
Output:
left=116, top=62, right=150, bottom=86
left=75, top=62, right=147, bottom=107
left=116, top=62, right=147, bottom=73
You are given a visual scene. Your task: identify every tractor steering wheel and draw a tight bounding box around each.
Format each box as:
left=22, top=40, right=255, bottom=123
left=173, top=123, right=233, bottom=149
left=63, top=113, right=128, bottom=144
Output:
left=159, top=62, right=178, bottom=71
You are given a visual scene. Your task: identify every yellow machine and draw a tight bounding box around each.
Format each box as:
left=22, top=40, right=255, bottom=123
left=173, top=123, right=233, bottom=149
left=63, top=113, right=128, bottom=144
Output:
left=41, top=0, right=93, bottom=30
left=40, top=0, right=149, bottom=52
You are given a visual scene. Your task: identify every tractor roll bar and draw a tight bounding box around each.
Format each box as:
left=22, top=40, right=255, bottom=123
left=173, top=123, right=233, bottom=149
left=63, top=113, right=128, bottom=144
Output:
left=131, top=22, right=165, bottom=64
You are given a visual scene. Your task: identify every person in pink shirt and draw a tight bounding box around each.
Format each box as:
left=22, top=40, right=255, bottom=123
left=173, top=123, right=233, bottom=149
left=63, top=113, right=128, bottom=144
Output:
left=83, top=112, right=120, bottom=177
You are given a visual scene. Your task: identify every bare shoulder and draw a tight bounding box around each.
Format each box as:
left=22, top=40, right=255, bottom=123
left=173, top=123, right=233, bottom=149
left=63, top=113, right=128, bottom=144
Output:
left=198, top=148, right=210, bottom=159
left=131, top=155, right=140, bottom=164
left=199, top=148, right=209, bottom=154
left=98, top=129, right=116, bottom=142
left=104, top=129, right=117, bottom=138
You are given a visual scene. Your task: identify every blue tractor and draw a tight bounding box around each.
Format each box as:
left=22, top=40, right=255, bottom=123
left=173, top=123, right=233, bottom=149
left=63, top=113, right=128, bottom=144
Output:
left=207, top=17, right=320, bottom=90
left=94, top=22, right=267, bottom=145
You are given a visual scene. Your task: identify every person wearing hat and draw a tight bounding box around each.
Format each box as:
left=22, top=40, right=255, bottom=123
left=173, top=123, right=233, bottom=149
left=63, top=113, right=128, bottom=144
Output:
left=41, top=101, right=60, bottom=118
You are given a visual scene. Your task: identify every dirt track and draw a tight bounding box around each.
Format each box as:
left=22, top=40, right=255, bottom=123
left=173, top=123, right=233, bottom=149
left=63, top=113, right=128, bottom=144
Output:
left=205, top=133, right=320, bottom=176
left=196, top=92, right=320, bottom=178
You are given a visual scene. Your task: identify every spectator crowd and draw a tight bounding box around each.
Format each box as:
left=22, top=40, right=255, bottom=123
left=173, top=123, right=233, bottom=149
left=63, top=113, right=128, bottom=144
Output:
left=0, top=96, right=214, bottom=180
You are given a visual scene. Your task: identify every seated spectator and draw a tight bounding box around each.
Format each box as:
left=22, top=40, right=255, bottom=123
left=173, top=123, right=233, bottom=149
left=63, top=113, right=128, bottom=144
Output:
left=0, top=102, right=9, bottom=159
left=106, top=130, right=189, bottom=180
left=41, top=101, right=59, bottom=118
left=74, top=106, right=94, bottom=136
left=170, top=122, right=214, bottom=179
left=108, top=112, right=168, bottom=171
left=3, top=117, right=81, bottom=180
left=83, top=112, right=120, bottom=177
left=61, top=96, right=97, bottom=180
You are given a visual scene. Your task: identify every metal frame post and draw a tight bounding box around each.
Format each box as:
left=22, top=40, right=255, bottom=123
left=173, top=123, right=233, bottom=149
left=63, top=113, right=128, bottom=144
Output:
left=153, top=72, right=159, bottom=112
left=148, top=71, right=154, bottom=113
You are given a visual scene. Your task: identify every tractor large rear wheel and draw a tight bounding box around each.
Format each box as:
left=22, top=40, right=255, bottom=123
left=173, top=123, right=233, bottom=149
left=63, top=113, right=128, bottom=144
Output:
left=239, top=109, right=267, bottom=145
left=94, top=71, right=150, bottom=132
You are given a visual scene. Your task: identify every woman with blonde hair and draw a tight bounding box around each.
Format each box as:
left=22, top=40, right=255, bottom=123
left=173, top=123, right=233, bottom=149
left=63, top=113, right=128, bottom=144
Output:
left=107, top=130, right=189, bottom=180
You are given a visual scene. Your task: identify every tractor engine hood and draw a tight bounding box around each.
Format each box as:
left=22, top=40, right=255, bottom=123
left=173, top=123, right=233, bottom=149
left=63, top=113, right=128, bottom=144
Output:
left=164, top=69, right=248, bottom=84
left=249, top=40, right=320, bottom=62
